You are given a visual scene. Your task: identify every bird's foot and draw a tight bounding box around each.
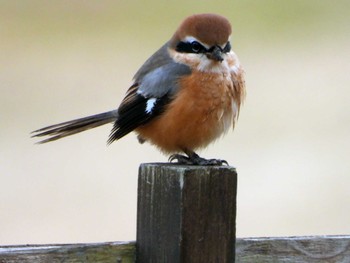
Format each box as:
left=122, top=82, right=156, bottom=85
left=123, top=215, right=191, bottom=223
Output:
left=169, top=151, right=228, bottom=166
left=168, top=154, right=194, bottom=165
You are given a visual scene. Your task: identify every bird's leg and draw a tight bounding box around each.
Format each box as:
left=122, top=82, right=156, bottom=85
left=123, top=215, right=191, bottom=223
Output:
left=169, top=149, right=228, bottom=166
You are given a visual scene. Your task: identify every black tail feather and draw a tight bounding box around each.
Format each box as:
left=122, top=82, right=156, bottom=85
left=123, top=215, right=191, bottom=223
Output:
left=31, top=110, right=118, bottom=143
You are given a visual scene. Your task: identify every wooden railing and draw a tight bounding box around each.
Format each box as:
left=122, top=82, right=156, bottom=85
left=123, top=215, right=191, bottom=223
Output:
left=1, top=164, right=349, bottom=262
left=1, top=236, right=350, bottom=262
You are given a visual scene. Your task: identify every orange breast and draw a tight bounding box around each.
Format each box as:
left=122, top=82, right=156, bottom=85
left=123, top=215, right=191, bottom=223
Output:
left=136, top=71, right=238, bottom=154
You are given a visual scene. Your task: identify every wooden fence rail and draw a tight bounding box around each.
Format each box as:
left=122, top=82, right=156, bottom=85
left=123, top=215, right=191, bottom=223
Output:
left=1, top=164, right=349, bottom=262
left=1, top=236, right=349, bottom=262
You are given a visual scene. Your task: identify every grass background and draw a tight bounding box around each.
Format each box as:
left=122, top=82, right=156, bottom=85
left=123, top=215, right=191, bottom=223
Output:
left=1, top=0, right=350, bottom=244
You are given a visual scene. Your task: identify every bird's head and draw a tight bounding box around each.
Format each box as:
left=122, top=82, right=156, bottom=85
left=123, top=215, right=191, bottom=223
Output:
left=169, top=14, right=235, bottom=72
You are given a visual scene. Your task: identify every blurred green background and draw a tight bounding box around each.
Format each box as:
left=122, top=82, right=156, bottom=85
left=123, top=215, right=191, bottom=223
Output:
left=1, top=1, right=349, bottom=244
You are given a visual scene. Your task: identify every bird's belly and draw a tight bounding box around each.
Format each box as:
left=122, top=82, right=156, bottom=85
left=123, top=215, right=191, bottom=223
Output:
left=136, top=71, right=237, bottom=153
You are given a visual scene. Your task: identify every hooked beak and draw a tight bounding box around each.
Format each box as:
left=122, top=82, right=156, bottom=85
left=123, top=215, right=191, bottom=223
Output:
left=206, top=46, right=224, bottom=62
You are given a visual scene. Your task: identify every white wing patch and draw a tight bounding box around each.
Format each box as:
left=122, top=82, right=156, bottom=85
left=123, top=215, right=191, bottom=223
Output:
left=146, top=98, right=157, bottom=113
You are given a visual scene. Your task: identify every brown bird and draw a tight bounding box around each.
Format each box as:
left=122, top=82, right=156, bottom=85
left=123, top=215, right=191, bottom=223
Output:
left=32, top=13, right=245, bottom=165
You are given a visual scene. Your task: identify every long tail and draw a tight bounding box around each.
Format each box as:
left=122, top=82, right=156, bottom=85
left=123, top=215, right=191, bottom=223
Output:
left=31, top=110, right=118, bottom=144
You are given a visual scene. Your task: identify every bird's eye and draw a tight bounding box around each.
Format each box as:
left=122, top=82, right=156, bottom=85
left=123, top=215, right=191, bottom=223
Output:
left=175, top=41, right=206, bottom=54
left=223, top=42, right=231, bottom=53
left=191, top=41, right=202, bottom=53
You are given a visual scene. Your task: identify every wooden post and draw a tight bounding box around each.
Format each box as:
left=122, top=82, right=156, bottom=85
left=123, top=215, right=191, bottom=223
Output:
left=136, top=163, right=237, bottom=263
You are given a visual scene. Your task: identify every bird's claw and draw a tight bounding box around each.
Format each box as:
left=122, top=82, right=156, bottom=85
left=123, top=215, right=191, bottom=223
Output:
left=169, top=154, right=229, bottom=166
left=168, top=154, right=193, bottom=165
left=205, top=158, right=229, bottom=166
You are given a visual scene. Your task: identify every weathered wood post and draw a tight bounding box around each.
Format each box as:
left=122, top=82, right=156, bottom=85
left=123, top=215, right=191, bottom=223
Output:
left=136, top=163, right=237, bottom=263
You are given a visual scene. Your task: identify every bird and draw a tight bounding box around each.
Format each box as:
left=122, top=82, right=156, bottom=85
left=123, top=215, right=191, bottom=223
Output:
left=31, top=13, right=246, bottom=165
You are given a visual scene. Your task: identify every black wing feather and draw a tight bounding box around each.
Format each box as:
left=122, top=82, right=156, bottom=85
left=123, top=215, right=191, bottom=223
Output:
left=107, top=90, right=171, bottom=144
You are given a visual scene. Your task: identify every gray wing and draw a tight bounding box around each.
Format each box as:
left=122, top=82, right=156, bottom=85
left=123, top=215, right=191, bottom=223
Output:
left=134, top=42, right=191, bottom=97
left=108, top=42, right=191, bottom=143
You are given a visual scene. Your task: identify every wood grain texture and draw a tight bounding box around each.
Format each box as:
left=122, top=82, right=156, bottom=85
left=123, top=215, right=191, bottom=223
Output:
left=1, top=236, right=350, bottom=262
left=0, top=241, right=135, bottom=263
left=136, top=163, right=237, bottom=263
left=236, top=236, right=350, bottom=263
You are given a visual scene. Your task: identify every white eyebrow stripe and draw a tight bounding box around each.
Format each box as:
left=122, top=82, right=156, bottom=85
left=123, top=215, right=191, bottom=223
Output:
left=182, top=36, right=210, bottom=49
left=183, top=36, right=231, bottom=50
